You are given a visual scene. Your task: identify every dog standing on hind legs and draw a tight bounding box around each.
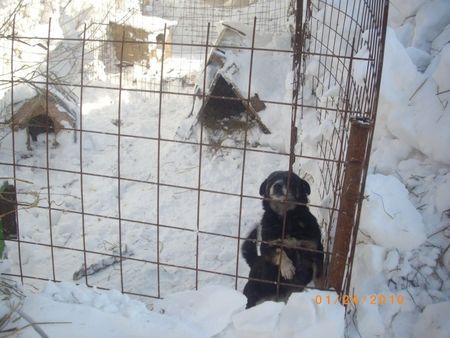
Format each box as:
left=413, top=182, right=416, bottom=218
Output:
left=242, top=171, right=324, bottom=308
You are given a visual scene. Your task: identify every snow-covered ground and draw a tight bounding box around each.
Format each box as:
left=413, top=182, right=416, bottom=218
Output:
left=1, top=0, right=449, bottom=337
left=348, top=1, right=450, bottom=337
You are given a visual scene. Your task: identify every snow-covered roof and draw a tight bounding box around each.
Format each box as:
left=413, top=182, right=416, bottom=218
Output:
left=195, top=22, right=292, bottom=133
left=110, top=13, right=177, bottom=34
left=203, top=21, right=292, bottom=101
left=0, top=83, right=78, bottom=129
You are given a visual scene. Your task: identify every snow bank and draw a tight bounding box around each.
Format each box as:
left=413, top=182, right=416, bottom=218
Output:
left=387, top=74, right=450, bottom=165
left=412, top=302, right=450, bottom=338
left=43, top=282, right=148, bottom=318
left=20, top=294, right=205, bottom=338
left=218, top=290, right=345, bottom=338
left=276, top=291, right=345, bottom=338
left=230, top=301, right=284, bottom=338
left=7, top=282, right=205, bottom=338
left=388, top=0, right=427, bottom=27
left=351, top=244, right=386, bottom=294
left=360, top=174, right=426, bottom=251
left=154, top=285, right=246, bottom=337
left=353, top=2, right=450, bottom=337
left=155, top=287, right=345, bottom=338
left=412, top=0, right=450, bottom=52
left=434, top=172, right=450, bottom=216
left=375, top=13, right=450, bottom=167
left=379, top=28, right=421, bottom=105
left=7, top=282, right=345, bottom=338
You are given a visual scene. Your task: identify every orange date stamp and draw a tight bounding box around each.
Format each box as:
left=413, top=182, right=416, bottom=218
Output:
left=315, top=294, right=405, bottom=305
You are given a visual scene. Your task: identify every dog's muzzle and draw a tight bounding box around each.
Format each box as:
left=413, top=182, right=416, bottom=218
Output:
left=270, top=180, right=288, bottom=199
left=268, top=180, right=298, bottom=215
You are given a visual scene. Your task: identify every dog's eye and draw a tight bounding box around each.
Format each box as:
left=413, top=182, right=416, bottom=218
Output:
left=273, top=182, right=283, bottom=193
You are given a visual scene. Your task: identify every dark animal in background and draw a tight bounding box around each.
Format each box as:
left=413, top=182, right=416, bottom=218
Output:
left=0, top=182, right=18, bottom=241
left=26, top=114, right=56, bottom=150
left=242, top=171, right=324, bottom=308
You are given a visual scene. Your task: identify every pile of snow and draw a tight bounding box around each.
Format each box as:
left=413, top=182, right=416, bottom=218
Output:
left=360, top=174, right=426, bottom=250
left=4, top=281, right=206, bottom=338
left=350, top=0, right=450, bottom=337
left=0, top=279, right=345, bottom=338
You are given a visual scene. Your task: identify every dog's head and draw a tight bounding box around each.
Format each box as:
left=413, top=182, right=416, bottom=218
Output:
left=259, top=171, right=311, bottom=215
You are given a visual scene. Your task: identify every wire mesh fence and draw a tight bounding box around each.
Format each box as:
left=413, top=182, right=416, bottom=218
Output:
left=0, top=0, right=388, bottom=303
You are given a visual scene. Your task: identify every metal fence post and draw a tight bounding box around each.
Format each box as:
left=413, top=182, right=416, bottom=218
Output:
left=328, top=117, right=372, bottom=292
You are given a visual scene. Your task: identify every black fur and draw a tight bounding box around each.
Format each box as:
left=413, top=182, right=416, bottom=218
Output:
left=242, top=171, right=324, bottom=308
left=25, top=114, right=58, bottom=150
left=28, top=114, right=55, bottom=142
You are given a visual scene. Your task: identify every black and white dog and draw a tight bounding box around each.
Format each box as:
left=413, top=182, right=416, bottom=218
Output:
left=242, top=171, right=324, bottom=308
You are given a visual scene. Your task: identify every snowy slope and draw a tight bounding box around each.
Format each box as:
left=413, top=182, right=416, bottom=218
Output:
left=350, top=1, right=450, bottom=337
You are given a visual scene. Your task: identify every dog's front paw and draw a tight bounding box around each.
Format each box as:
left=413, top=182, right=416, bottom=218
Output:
left=280, top=252, right=295, bottom=280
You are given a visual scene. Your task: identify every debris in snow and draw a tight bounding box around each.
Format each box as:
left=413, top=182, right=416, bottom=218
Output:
left=72, top=245, right=134, bottom=281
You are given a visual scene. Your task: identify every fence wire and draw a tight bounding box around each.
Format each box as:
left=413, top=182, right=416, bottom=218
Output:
left=0, top=0, right=388, bottom=301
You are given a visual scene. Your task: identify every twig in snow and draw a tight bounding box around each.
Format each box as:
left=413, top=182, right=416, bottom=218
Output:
left=437, top=243, right=450, bottom=270
left=409, top=78, right=427, bottom=101
left=348, top=303, right=363, bottom=338
left=427, top=224, right=450, bottom=239
left=436, top=89, right=450, bottom=96
left=405, top=288, right=422, bottom=311
left=443, top=209, right=450, bottom=219
left=0, top=177, right=34, bottom=185
left=16, top=310, right=50, bottom=338
left=0, top=278, right=25, bottom=334
left=0, top=304, right=20, bottom=334
left=0, top=190, right=41, bottom=219
left=0, top=0, right=25, bottom=34
left=371, top=192, right=394, bottom=219
left=72, top=245, right=134, bottom=281
left=0, top=320, right=71, bottom=338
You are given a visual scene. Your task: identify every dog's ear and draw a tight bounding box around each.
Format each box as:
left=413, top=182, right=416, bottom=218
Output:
left=294, top=178, right=311, bottom=200
left=259, top=178, right=268, bottom=196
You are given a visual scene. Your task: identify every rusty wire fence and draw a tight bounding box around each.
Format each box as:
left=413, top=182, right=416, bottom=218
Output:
left=0, top=0, right=388, bottom=303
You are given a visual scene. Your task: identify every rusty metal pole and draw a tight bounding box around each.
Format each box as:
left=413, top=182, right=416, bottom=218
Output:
left=328, top=117, right=372, bottom=292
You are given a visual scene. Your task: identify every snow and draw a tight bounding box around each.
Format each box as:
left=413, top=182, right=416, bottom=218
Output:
left=1, top=279, right=344, bottom=338
left=1, top=0, right=450, bottom=337
left=153, top=285, right=247, bottom=336
left=412, top=0, right=450, bottom=52
left=229, top=301, right=284, bottom=338
left=431, top=44, right=450, bottom=91
left=219, top=290, right=345, bottom=338
left=388, top=0, right=428, bottom=27
left=20, top=286, right=205, bottom=338
left=379, top=28, right=421, bottom=105
left=356, top=302, right=385, bottom=338
left=360, top=174, right=426, bottom=251
left=412, top=302, right=450, bottom=338
left=406, top=46, right=432, bottom=71
left=351, top=0, right=450, bottom=336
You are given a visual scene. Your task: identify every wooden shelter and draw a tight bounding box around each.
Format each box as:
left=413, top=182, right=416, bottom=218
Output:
left=108, top=16, right=176, bottom=67
left=196, top=23, right=270, bottom=134
left=12, top=93, right=75, bottom=133
left=11, top=90, right=77, bottom=149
